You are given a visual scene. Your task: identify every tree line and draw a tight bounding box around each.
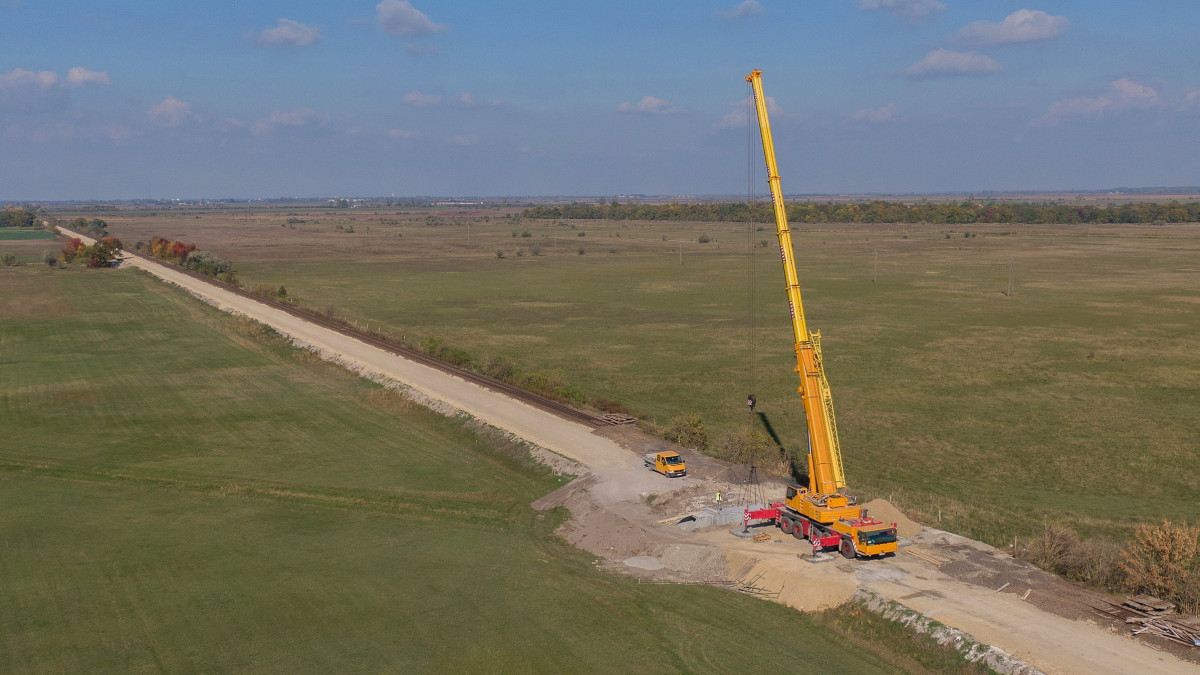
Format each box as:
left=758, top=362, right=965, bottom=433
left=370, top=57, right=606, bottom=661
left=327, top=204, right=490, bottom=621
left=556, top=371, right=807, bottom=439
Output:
left=135, top=237, right=239, bottom=285
left=523, top=199, right=1200, bottom=225
left=0, top=208, right=38, bottom=228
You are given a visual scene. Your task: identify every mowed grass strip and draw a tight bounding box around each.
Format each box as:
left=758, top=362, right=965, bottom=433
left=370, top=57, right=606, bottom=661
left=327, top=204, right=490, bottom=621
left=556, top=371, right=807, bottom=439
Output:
left=1, top=266, right=978, bottom=673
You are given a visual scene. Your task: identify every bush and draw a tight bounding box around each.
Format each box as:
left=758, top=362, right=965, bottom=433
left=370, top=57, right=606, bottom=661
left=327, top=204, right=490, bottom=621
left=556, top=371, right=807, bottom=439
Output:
left=1120, top=520, right=1200, bottom=613
left=713, top=428, right=790, bottom=476
left=496, top=249, right=505, bottom=259
left=698, top=234, right=711, bottom=244
left=482, top=354, right=517, bottom=381
left=577, top=247, right=585, bottom=255
left=251, top=284, right=289, bottom=301
left=530, top=244, right=542, bottom=256
left=185, top=251, right=233, bottom=277
left=665, top=413, right=708, bottom=450
left=1, top=252, right=20, bottom=266
left=1020, top=524, right=1123, bottom=589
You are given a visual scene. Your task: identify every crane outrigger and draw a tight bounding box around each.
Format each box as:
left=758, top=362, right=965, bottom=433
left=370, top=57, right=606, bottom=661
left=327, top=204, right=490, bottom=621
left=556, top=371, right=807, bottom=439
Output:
left=741, top=69, right=898, bottom=559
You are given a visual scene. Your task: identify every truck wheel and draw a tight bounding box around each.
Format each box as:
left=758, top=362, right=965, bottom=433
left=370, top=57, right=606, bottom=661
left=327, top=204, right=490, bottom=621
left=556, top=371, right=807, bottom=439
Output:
left=840, top=538, right=856, bottom=559
left=779, top=517, right=793, bottom=534
left=793, top=522, right=807, bottom=541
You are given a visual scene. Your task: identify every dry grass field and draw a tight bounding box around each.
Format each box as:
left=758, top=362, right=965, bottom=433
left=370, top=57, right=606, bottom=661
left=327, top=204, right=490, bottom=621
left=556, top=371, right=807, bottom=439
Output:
left=61, top=203, right=1200, bottom=548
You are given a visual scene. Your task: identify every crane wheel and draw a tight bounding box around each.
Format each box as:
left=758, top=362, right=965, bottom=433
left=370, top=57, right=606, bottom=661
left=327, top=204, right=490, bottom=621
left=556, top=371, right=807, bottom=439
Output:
left=793, top=523, right=806, bottom=541
left=839, top=538, right=856, bottom=559
left=779, top=517, right=793, bottom=534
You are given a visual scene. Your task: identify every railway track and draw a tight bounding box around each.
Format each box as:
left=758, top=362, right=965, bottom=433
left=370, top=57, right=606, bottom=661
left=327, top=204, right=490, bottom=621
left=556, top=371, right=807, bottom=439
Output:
left=122, top=249, right=607, bottom=428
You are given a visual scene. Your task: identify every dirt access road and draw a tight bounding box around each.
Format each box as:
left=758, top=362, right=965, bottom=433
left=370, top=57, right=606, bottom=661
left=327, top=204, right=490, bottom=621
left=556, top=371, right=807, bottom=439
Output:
left=71, top=229, right=1197, bottom=675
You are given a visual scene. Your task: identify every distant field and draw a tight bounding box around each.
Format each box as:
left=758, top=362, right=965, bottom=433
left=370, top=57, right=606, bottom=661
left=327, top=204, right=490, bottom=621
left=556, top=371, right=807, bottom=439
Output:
left=84, top=205, right=1200, bottom=546
left=0, top=228, right=55, bottom=240
left=1, top=265, right=985, bottom=672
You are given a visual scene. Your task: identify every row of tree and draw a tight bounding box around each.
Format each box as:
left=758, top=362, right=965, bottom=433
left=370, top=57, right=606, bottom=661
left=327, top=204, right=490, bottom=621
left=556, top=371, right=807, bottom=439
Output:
left=61, top=237, right=123, bottom=267
left=0, top=208, right=38, bottom=228
left=523, top=199, right=1200, bottom=225
left=66, top=217, right=109, bottom=238
left=135, top=237, right=238, bottom=284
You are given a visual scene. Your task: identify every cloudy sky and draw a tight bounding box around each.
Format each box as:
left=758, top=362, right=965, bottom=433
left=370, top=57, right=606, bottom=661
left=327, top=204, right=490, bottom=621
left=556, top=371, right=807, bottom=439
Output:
left=1, top=1, right=1197, bottom=200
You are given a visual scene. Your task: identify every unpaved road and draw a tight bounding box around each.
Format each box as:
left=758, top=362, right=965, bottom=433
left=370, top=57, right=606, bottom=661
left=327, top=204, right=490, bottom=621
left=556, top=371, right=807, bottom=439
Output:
left=71, top=229, right=1198, bottom=675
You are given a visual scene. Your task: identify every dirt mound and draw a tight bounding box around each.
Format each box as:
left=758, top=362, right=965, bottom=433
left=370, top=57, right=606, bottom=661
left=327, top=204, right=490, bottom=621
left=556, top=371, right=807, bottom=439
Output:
left=860, top=498, right=922, bottom=538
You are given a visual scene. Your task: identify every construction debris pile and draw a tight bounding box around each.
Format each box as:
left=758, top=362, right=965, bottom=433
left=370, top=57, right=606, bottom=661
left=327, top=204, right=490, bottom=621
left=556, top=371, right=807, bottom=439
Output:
left=1094, top=596, right=1200, bottom=649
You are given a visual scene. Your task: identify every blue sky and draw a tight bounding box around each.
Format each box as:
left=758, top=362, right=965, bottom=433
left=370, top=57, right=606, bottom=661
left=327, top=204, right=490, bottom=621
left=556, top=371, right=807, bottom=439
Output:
left=1, top=1, right=1197, bottom=199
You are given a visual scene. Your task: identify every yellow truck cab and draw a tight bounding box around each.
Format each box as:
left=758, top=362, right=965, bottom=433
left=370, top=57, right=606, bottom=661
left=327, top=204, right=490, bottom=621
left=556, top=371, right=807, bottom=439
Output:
left=643, top=451, right=686, bottom=477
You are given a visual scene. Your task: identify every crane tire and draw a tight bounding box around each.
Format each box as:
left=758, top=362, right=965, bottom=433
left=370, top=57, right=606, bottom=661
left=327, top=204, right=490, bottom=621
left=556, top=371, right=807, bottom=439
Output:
left=793, top=522, right=807, bottom=541
left=840, top=538, right=856, bottom=559
left=779, top=516, right=793, bottom=534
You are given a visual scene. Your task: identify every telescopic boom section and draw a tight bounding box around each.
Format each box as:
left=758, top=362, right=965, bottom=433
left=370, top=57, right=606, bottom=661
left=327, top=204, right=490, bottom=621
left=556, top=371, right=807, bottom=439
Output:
left=746, top=69, right=846, bottom=495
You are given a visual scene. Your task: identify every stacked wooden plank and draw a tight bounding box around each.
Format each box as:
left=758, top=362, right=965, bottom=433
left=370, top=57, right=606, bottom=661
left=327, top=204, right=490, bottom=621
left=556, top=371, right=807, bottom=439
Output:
left=601, top=413, right=636, bottom=425
left=1124, top=595, right=1176, bottom=616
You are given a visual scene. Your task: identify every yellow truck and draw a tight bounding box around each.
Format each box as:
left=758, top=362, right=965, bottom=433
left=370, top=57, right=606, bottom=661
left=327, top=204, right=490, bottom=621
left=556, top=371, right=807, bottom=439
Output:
left=643, top=451, right=686, bottom=477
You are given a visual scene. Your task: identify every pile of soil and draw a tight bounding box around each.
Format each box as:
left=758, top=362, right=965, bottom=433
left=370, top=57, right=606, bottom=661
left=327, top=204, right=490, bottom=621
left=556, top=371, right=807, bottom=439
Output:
left=860, top=498, right=923, bottom=538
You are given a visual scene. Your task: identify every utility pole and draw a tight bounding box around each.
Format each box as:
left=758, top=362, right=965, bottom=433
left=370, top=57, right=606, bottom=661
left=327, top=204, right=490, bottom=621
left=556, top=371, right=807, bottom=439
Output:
left=1004, top=257, right=1015, bottom=296
left=670, top=240, right=690, bottom=265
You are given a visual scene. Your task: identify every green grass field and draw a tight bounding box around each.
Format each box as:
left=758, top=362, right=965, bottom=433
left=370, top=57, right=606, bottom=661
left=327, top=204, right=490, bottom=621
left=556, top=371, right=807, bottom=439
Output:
left=1, top=265, right=986, bottom=673
left=78, top=206, right=1200, bottom=546
left=0, top=228, right=56, bottom=240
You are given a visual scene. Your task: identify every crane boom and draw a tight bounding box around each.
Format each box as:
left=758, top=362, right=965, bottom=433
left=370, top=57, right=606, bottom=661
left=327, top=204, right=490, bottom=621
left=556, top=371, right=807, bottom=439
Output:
left=746, top=69, right=846, bottom=496
left=739, top=70, right=899, bottom=558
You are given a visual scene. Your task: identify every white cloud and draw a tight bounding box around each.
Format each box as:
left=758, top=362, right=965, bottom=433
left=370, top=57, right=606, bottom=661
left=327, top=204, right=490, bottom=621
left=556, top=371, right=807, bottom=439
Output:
left=858, top=0, right=946, bottom=20
left=249, top=18, right=321, bottom=48
left=617, top=95, right=679, bottom=115
left=148, top=96, right=195, bottom=127
left=449, top=134, right=478, bottom=146
left=905, top=49, right=1002, bottom=78
left=953, top=9, right=1069, bottom=46
left=1036, top=78, right=1161, bottom=125
left=717, top=95, right=782, bottom=129
left=66, top=67, right=110, bottom=86
left=454, top=93, right=504, bottom=107
left=403, top=91, right=503, bottom=108
left=1184, top=90, right=1200, bottom=111
left=251, top=108, right=331, bottom=135
left=403, top=90, right=442, bottom=107
left=388, top=129, right=415, bottom=138
left=719, top=1, right=763, bottom=19
left=377, top=1, right=444, bottom=37
left=851, top=103, right=897, bottom=123
left=0, top=67, right=58, bottom=89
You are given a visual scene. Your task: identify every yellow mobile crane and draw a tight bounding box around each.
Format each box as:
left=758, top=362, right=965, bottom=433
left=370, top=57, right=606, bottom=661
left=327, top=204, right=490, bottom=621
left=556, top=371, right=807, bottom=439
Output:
left=741, top=70, right=898, bottom=559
